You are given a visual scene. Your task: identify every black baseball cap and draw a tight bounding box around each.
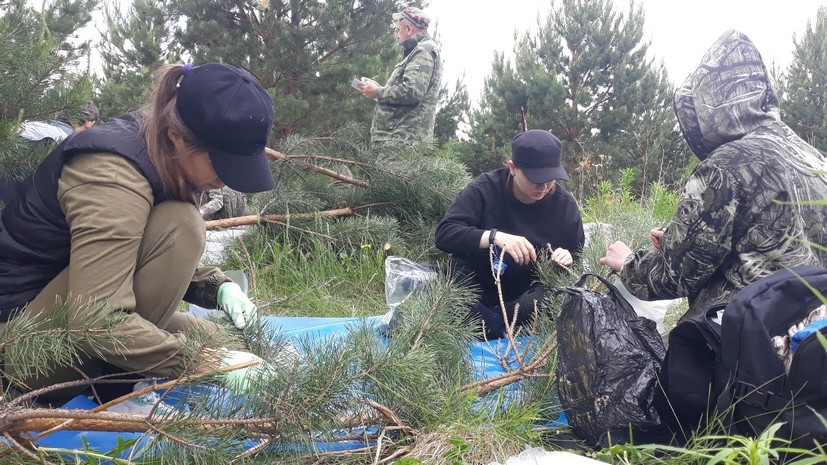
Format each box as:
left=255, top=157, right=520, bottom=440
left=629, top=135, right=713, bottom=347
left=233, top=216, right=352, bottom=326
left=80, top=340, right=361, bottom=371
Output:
left=511, top=129, right=568, bottom=183
left=176, top=63, right=276, bottom=193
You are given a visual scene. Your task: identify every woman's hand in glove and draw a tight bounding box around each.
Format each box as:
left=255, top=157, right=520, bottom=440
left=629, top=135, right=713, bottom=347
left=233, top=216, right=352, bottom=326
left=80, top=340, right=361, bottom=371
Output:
left=218, top=349, right=271, bottom=394
left=217, top=282, right=258, bottom=329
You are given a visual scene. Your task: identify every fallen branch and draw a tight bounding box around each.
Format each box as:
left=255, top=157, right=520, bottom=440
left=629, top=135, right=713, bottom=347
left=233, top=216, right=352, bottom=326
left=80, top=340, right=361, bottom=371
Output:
left=2, top=409, right=282, bottom=434
left=459, top=338, right=558, bottom=396
left=266, top=148, right=369, bottom=188
left=12, top=359, right=263, bottom=441
left=459, top=245, right=560, bottom=396
left=205, top=207, right=354, bottom=230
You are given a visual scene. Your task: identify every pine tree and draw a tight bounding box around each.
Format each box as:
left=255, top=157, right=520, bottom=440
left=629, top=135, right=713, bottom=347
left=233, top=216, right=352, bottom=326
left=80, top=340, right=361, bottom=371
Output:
left=433, top=77, right=471, bottom=147
left=469, top=0, right=686, bottom=197
left=40, top=0, right=98, bottom=64
left=97, top=0, right=470, bottom=142
left=610, top=63, right=692, bottom=195
left=169, top=0, right=414, bottom=138
left=783, top=6, right=827, bottom=153
left=97, top=0, right=183, bottom=118
left=0, top=0, right=95, bottom=184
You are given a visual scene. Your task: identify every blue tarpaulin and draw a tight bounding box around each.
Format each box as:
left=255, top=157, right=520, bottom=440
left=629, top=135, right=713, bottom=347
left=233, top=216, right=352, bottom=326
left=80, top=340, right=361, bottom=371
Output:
left=30, top=314, right=564, bottom=459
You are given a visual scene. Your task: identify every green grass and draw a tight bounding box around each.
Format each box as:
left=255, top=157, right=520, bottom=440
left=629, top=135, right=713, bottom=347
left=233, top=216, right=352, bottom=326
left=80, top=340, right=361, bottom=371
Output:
left=223, top=233, right=388, bottom=318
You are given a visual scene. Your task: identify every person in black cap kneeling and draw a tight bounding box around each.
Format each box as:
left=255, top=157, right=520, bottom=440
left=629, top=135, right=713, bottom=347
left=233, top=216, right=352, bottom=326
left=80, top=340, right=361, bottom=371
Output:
left=0, top=62, right=276, bottom=402
left=435, top=129, right=585, bottom=339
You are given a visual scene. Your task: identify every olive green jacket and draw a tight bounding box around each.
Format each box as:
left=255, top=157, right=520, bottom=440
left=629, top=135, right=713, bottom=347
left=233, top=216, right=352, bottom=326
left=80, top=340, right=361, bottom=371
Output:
left=55, top=153, right=229, bottom=376
left=370, top=32, right=442, bottom=142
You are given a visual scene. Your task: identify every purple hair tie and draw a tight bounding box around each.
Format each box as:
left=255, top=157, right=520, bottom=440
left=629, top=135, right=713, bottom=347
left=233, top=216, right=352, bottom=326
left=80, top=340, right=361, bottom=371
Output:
left=182, top=63, right=193, bottom=74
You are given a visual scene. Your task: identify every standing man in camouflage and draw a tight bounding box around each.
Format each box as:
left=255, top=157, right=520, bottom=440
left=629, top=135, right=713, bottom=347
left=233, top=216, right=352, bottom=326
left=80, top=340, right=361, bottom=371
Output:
left=358, top=7, right=442, bottom=143
left=600, top=30, right=827, bottom=323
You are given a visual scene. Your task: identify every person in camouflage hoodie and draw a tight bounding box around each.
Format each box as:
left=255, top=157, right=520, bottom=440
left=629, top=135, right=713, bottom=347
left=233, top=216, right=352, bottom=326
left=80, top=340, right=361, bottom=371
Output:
left=358, top=7, right=442, bottom=143
left=199, top=186, right=247, bottom=220
left=600, top=30, right=827, bottom=322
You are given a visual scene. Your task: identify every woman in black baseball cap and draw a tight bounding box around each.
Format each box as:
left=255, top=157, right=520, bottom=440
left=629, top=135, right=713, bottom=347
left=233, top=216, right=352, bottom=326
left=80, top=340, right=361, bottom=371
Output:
left=0, top=63, right=274, bottom=402
left=435, top=129, right=585, bottom=340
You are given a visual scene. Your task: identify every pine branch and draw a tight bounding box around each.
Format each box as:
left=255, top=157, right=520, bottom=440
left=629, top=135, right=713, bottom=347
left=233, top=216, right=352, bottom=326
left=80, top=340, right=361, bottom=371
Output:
left=3, top=408, right=288, bottom=435
left=204, top=207, right=354, bottom=230
left=5, top=360, right=272, bottom=442
left=266, top=148, right=369, bottom=188
left=455, top=245, right=560, bottom=396
left=488, top=244, right=522, bottom=359
left=5, top=410, right=157, bottom=433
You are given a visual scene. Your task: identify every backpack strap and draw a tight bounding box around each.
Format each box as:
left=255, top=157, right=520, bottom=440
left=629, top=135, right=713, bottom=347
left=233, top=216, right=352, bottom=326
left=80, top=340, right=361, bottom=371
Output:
left=728, top=380, right=789, bottom=411
left=654, top=305, right=725, bottom=442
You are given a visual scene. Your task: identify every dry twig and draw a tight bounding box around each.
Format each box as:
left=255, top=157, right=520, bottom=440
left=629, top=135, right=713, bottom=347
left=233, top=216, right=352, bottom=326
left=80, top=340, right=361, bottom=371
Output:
left=205, top=207, right=354, bottom=230
left=458, top=245, right=560, bottom=396
left=266, top=148, right=369, bottom=188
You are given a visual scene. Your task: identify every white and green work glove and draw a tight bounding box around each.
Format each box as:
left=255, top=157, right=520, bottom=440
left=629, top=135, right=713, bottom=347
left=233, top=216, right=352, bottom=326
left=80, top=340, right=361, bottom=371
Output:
left=219, top=349, right=271, bottom=394
left=217, top=282, right=258, bottom=330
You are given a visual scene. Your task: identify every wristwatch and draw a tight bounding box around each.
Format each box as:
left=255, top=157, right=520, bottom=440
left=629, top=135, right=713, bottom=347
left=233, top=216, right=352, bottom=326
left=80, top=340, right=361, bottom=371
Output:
left=488, top=228, right=498, bottom=246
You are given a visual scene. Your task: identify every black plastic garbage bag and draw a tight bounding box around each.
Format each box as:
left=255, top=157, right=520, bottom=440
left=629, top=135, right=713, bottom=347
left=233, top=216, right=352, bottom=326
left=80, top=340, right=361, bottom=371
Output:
left=555, top=273, right=666, bottom=448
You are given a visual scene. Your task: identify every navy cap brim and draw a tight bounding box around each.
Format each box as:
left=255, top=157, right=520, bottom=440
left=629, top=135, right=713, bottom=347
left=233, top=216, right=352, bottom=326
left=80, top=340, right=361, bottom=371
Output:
left=208, top=146, right=276, bottom=193
left=521, top=165, right=569, bottom=184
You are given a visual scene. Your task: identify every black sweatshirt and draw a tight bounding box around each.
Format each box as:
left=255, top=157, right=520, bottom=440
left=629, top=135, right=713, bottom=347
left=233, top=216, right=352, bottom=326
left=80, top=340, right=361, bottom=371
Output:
left=435, top=168, right=585, bottom=302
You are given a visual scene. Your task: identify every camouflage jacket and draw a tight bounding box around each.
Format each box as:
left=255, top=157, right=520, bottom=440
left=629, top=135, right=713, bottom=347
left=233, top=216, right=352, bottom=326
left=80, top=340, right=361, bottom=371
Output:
left=199, top=186, right=246, bottom=220
left=370, top=32, right=442, bottom=142
left=620, top=30, right=827, bottom=321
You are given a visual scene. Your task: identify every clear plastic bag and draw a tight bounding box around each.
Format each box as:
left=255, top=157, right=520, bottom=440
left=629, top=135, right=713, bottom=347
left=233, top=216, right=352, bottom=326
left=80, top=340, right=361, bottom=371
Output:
left=379, top=256, right=437, bottom=334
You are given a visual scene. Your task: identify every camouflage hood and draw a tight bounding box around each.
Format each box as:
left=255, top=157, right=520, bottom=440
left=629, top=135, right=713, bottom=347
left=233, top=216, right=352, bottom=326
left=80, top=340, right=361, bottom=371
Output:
left=674, top=30, right=780, bottom=161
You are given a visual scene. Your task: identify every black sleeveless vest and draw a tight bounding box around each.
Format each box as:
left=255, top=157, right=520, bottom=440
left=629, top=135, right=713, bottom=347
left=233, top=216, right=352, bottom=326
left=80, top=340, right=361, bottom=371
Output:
left=0, top=114, right=167, bottom=320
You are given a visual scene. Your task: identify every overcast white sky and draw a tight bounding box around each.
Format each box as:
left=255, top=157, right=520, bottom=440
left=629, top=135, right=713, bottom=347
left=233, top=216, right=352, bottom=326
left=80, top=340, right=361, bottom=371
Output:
left=70, top=0, right=825, bottom=107
left=424, top=0, right=826, bottom=105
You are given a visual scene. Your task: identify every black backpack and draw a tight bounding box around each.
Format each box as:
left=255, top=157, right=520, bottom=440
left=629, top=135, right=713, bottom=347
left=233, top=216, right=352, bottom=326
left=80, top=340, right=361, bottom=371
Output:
left=555, top=273, right=667, bottom=448
left=655, top=266, right=827, bottom=448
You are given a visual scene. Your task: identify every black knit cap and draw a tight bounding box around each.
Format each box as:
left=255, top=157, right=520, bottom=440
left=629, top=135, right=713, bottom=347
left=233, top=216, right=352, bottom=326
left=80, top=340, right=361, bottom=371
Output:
left=511, top=129, right=568, bottom=183
left=176, top=63, right=276, bottom=193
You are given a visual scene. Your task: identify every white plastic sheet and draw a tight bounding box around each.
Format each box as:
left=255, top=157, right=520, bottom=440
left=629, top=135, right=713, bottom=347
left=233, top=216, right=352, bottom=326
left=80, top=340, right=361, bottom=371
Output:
left=612, top=278, right=681, bottom=336
left=488, top=447, right=606, bottom=465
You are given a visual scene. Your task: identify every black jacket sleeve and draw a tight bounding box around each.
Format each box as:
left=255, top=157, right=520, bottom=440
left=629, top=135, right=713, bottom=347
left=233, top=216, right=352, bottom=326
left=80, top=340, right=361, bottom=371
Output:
left=435, top=182, right=487, bottom=254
